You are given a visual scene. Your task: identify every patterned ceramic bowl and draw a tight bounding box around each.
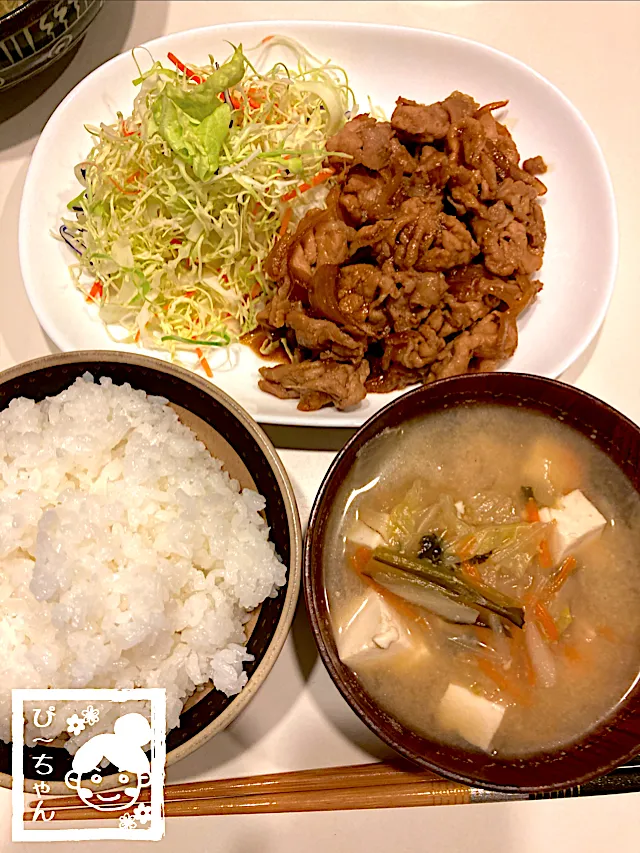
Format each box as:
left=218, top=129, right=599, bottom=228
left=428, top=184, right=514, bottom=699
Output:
left=0, top=0, right=103, bottom=91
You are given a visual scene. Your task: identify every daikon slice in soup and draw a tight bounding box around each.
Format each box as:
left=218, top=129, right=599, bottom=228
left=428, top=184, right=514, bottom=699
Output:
left=325, top=405, right=640, bottom=757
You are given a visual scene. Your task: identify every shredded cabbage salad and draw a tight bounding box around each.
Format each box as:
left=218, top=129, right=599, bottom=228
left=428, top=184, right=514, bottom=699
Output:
left=60, top=35, right=355, bottom=367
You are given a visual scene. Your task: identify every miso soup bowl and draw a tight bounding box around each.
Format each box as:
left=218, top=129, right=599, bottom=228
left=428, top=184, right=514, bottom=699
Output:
left=304, top=372, right=640, bottom=793
left=0, top=352, right=302, bottom=793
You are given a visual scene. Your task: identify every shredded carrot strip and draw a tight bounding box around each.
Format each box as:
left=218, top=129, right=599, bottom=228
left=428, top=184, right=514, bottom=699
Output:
left=167, top=52, right=202, bottom=83
left=134, top=329, right=141, bottom=344
left=350, top=546, right=373, bottom=576
left=538, top=539, right=552, bottom=570
left=310, top=169, right=335, bottom=187
left=533, top=600, right=559, bottom=643
left=279, top=206, right=293, bottom=237
left=218, top=90, right=242, bottom=110
left=250, top=282, right=262, bottom=300
left=246, top=87, right=265, bottom=110
left=478, top=658, right=526, bottom=701
left=199, top=356, right=213, bottom=378
left=456, top=534, right=477, bottom=561
left=461, top=561, right=481, bottom=582
left=125, top=170, right=141, bottom=184
left=540, top=556, right=577, bottom=604
left=525, top=497, right=540, bottom=523
left=109, top=176, right=139, bottom=195
left=281, top=168, right=335, bottom=202
left=195, top=347, right=213, bottom=378
left=86, top=280, right=103, bottom=303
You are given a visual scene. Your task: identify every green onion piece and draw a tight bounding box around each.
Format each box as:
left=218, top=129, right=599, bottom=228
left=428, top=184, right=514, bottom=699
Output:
left=160, top=334, right=228, bottom=346
left=371, top=546, right=525, bottom=629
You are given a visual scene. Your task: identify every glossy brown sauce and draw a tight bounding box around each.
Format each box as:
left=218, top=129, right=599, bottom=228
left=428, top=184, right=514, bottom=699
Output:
left=240, top=330, right=290, bottom=363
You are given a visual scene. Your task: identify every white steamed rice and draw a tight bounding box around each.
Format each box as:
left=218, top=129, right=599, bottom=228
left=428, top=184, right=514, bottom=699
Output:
left=0, top=374, right=286, bottom=751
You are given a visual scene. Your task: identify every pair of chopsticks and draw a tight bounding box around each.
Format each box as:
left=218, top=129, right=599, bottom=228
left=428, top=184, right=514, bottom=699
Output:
left=24, top=759, right=640, bottom=821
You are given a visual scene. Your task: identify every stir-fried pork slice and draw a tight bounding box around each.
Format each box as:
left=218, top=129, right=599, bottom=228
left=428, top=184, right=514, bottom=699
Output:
left=258, top=360, right=370, bottom=411
left=523, top=155, right=548, bottom=176
left=254, top=91, right=547, bottom=411
left=284, top=309, right=367, bottom=360
left=326, top=115, right=395, bottom=171
left=391, top=92, right=478, bottom=144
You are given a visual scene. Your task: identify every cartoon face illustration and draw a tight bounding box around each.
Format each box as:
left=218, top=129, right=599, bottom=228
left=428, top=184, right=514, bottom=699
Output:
left=66, top=766, right=151, bottom=811
left=64, top=713, right=152, bottom=812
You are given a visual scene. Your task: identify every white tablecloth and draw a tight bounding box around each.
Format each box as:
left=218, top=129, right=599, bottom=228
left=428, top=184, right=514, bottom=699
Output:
left=1, top=2, right=639, bottom=850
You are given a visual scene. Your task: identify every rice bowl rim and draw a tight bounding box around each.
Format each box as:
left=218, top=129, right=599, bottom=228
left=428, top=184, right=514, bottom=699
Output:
left=0, top=350, right=302, bottom=792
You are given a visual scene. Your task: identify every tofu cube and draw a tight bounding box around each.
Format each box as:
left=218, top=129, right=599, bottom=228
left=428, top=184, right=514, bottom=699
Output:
left=346, top=519, right=384, bottom=551
left=538, top=489, right=607, bottom=565
left=437, top=684, right=505, bottom=752
left=358, top=508, right=391, bottom=539
left=522, top=436, right=584, bottom=503
left=334, top=590, right=428, bottom=668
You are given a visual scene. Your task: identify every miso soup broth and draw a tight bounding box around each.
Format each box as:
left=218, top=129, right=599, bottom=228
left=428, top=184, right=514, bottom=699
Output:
left=325, top=405, right=640, bottom=757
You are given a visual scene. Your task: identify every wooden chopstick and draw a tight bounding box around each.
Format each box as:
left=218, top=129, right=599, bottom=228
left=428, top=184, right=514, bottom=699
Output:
left=26, top=780, right=473, bottom=820
left=23, top=760, right=640, bottom=821
left=29, top=760, right=440, bottom=810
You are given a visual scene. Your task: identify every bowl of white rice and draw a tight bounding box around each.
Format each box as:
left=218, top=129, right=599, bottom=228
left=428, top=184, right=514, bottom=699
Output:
left=0, top=351, right=301, bottom=792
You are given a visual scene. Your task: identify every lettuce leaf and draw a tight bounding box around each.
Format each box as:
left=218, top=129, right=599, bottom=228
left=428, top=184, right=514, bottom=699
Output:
left=166, top=45, right=245, bottom=120
left=387, top=480, right=439, bottom=547
left=150, top=45, right=245, bottom=180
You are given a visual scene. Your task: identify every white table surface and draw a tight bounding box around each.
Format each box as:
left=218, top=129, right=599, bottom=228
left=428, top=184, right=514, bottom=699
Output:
left=1, top=1, right=640, bottom=849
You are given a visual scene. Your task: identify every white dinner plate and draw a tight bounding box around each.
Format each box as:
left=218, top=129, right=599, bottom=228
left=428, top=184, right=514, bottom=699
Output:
left=19, top=21, right=618, bottom=426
